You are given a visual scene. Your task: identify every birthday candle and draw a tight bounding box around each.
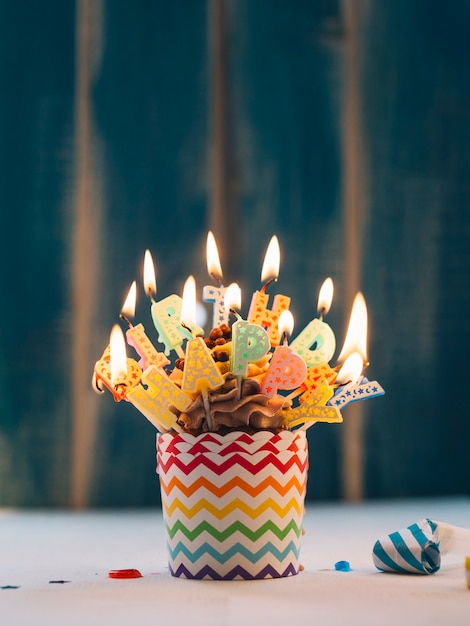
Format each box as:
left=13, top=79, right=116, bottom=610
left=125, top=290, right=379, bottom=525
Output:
left=328, top=352, right=384, bottom=409
left=290, top=278, right=336, bottom=367
left=181, top=276, right=225, bottom=430
left=247, top=235, right=291, bottom=347
left=283, top=382, right=342, bottom=429
left=225, top=283, right=270, bottom=395
left=93, top=344, right=142, bottom=402
left=202, top=231, right=229, bottom=328
left=126, top=365, right=189, bottom=432
left=143, top=250, right=202, bottom=357
left=260, top=311, right=307, bottom=398
left=121, top=281, right=169, bottom=370
left=298, top=363, right=338, bottom=400
left=328, top=376, right=385, bottom=409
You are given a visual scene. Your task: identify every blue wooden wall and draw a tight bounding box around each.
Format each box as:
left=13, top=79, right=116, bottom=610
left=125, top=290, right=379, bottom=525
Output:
left=0, top=0, right=468, bottom=507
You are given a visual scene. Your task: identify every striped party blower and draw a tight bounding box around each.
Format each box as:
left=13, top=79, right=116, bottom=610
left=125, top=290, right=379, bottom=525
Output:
left=157, top=430, right=308, bottom=580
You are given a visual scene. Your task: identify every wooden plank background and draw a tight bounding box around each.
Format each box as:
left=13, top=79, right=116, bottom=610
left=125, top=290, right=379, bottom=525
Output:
left=0, top=0, right=468, bottom=507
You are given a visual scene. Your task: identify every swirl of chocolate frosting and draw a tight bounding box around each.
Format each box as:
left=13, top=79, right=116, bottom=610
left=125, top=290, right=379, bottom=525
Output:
left=173, top=374, right=290, bottom=433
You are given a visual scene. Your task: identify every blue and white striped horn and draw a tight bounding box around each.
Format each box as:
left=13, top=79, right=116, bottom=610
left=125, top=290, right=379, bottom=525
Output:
left=373, top=518, right=441, bottom=574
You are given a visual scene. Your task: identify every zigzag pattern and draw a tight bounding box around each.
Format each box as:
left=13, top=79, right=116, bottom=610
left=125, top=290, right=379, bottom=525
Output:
left=165, top=517, right=302, bottom=541
left=169, top=561, right=298, bottom=580
left=159, top=430, right=308, bottom=580
left=158, top=431, right=306, bottom=456
left=162, top=495, right=303, bottom=520
left=157, top=452, right=308, bottom=476
left=159, top=473, right=306, bottom=498
left=167, top=539, right=300, bottom=564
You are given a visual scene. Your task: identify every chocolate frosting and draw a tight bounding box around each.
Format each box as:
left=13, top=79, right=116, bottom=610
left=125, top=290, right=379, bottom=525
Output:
left=173, top=374, right=290, bottom=433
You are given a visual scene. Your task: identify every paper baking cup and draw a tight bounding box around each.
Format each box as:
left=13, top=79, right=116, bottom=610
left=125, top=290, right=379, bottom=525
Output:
left=157, top=430, right=308, bottom=580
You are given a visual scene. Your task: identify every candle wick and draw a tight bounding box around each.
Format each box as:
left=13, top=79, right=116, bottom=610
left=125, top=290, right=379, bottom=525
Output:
left=119, top=313, right=133, bottom=328
left=210, top=272, right=224, bottom=288
left=281, top=332, right=288, bottom=346
left=180, top=321, right=195, bottom=337
left=147, top=288, right=156, bottom=303
left=229, top=308, right=242, bottom=321
left=260, top=277, right=277, bottom=293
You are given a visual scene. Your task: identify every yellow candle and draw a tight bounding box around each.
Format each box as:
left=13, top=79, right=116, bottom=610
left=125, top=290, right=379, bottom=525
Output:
left=182, top=336, right=225, bottom=431
left=283, top=382, right=342, bottom=429
left=126, top=365, right=190, bottom=432
left=93, top=344, right=142, bottom=402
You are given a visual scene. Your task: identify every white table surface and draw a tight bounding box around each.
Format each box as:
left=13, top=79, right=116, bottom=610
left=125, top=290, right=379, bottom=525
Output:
left=1, top=498, right=469, bottom=626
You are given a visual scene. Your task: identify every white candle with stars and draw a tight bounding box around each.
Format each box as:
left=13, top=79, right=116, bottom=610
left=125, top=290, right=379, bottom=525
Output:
left=202, top=231, right=229, bottom=329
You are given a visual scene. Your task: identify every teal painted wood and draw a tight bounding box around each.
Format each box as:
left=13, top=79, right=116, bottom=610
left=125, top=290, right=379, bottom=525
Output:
left=0, top=2, right=75, bottom=505
left=88, top=0, right=210, bottom=506
left=361, top=1, right=470, bottom=497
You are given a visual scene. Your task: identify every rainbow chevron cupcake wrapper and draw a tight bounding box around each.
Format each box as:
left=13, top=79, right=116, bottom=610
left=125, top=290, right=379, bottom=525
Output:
left=157, top=430, right=308, bottom=580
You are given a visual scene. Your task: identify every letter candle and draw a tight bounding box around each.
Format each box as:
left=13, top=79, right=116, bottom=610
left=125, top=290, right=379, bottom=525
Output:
left=260, top=310, right=307, bottom=398
left=328, top=294, right=384, bottom=408
left=93, top=344, right=143, bottom=402
left=110, top=323, right=188, bottom=431
left=202, top=231, right=229, bottom=328
left=328, top=352, right=384, bottom=409
left=290, top=277, right=336, bottom=367
left=120, top=281, right=170, bottom=370
left=181, top=275, right=225, bottom=430
left=143, top=250, right=202, bottom=358
left=225, top=283, right=271, bottom=398
left=107, top=325, right=143, bottom=401
left=247, top=235, right=291, bottom=347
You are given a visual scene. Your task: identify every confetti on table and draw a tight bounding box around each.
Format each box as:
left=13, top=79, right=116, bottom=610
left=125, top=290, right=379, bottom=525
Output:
left=334, top=560, right=352, bottom=572
left=108, top=569, right=143, bottom=579
left=49, top=580, right=71, bottom=584
left=1, top=585, right=20, bottom=589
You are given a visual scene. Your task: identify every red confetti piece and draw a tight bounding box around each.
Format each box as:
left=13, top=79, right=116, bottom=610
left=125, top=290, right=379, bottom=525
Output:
left=108, top=569, right=143, bottom=579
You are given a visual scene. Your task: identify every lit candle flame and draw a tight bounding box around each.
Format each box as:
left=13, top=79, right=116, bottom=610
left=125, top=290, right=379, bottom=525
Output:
left=224, top=282, right=242, bottom=312
left=337, top=292, right=368, bottom=363
left=121, top=281, right=137, bottom=318
left=143, top=249, right=157, bottom=298
left=335, top=351, right=363, bottom=385
left=109, top=324, right=128, bottom=387
left=206, top=231, right=223, bottom=284
left=181, top=275, right=197, bottom=327
left=261, top=235, right=280, bottom=284
left=278, top=310, right=294, bottom=338
left=317, top=278, right=334, bottom=315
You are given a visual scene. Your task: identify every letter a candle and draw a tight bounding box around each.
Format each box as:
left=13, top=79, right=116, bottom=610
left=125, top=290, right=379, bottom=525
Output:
left=95, top=234, right=384, bottom=580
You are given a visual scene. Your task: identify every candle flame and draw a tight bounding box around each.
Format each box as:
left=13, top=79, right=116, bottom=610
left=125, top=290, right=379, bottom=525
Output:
left=224, top=282, right=241, bottom=312
left=317, top=277, right=334, bottom=315
left=143, top=249, right=157, bottom=297
left=121, top=281, right=137, bottom=318
left=206, top=231, right=223, bottom=283
left=337, top=292, right=368, bottom=363
left=261, top=235, right=280, bottom=283
left=181, top=275, right=197, bottom=326
left=109, top=324, right=128, bottom=387
left=335, top=352, right=363, bottom=385
left=278, top=310, right=294, bottom=337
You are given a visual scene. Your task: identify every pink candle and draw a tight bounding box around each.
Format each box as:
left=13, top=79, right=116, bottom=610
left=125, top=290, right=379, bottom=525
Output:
left=260, top=311, right=307, bottom=398
left=121, top=281, right=169, bottom=370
